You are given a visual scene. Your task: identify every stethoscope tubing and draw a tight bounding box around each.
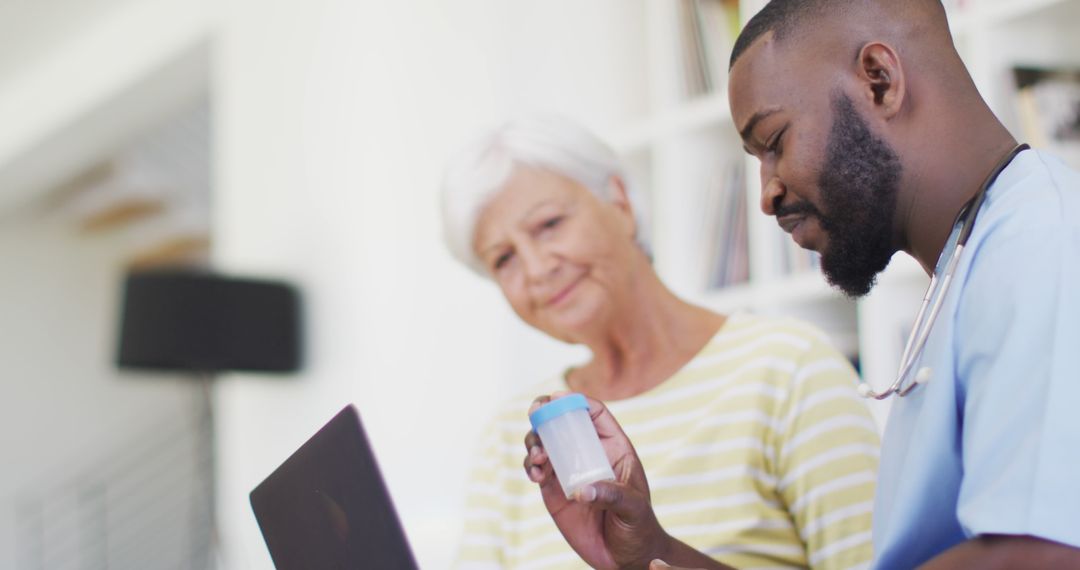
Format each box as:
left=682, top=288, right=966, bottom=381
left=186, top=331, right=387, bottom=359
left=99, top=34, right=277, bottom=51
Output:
left=858, top=143, right=1030, bottom=400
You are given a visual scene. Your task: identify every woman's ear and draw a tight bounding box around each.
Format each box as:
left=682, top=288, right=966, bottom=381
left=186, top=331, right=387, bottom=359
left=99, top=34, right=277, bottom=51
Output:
left=857, top=42, right=906, bottom=120
left=607, top=176, right=637, bottom=238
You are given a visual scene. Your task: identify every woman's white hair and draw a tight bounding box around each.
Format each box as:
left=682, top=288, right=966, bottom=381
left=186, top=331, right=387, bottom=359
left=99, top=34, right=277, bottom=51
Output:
left=440, top=114, right=649, bottom=276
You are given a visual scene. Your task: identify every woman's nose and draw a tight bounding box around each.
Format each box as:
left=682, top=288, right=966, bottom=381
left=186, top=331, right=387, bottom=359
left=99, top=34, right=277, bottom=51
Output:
left=521, top=245, right=558, bottom=282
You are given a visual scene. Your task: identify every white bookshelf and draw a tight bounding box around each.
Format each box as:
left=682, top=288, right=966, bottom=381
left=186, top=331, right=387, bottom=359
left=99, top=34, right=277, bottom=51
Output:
left=604, top=0, right=1080, bottom=429
left=949, top=0, right=1076, bottom=38
left=607, top=93, right=731, bottom=153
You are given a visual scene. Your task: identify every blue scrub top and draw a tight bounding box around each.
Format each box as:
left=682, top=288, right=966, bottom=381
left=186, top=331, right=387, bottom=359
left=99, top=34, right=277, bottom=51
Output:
left=872, top=150, right=1080, bottom=569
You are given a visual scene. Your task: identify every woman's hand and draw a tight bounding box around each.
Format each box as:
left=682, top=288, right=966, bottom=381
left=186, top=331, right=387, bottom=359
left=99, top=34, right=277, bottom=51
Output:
left=523, top=393, right=672, bottom=569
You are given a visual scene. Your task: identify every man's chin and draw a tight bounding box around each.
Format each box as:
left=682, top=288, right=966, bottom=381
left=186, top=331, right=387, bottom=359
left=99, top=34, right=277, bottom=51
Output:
left=791, top=217, right=827, bottom=252
left=820, top=254, right=880, bottom=298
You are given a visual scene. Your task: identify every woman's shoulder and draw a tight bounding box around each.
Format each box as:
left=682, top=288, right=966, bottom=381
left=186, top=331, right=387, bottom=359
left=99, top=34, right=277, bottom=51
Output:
left=705, top=311, right=837, bottom=356
left=484, top=374, right=567, bottom=429
left=690, top=312, right=857, bottom=393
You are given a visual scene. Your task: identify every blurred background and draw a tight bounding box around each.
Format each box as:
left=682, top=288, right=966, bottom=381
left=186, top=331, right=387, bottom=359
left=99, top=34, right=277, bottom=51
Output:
left=1, top=0, right=1077, bottom=568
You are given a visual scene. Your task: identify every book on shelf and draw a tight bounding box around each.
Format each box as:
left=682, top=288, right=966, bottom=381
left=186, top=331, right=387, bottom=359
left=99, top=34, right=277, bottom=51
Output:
left=679, top=0, right=709, bottom=98
left=1013, top=65, right=1080, bottom=167
left=783, top=236, right=821, bottom=276
left=698, top=159, right=750, bottom=291
left=765, top=224, right=820, bottom=280
left=676, top=0, right=740, bottom=100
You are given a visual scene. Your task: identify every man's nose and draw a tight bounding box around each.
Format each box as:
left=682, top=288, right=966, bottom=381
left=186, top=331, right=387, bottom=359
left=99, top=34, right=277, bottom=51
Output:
left=760, top=175, right=786, bottom=217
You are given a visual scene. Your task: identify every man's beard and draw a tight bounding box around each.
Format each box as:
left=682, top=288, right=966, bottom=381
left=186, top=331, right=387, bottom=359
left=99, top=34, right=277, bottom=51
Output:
left=814, top=93, right=902, bottom=298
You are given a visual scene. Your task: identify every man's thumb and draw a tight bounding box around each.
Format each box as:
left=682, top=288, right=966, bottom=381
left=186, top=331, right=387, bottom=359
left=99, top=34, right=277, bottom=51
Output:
left=574, top=481, right=647, bottom=521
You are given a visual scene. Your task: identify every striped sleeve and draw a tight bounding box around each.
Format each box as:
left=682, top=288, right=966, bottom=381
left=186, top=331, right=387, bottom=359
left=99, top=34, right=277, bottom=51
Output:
left=454, top=418, right=507, bottom=570
left=773, top=328, right=880, bottom=570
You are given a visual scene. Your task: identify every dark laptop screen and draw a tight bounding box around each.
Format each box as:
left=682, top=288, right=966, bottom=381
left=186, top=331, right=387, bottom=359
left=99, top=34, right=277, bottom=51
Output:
left=250, top=405, right=418, bottom=570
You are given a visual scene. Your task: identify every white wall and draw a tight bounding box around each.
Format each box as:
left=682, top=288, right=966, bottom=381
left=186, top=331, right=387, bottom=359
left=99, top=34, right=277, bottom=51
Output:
left=0, top=210, right=202, bottom=569
left=0, top=2, right=215, bottom=565
left=212, top=0, right=643, bottom=567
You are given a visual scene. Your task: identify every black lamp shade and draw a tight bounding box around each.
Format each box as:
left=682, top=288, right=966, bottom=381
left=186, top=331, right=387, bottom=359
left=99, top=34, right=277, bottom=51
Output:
left=116, top=271, right=302, bottom=373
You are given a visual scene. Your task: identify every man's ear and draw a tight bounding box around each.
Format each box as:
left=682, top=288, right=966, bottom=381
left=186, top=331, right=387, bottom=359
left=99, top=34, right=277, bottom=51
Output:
left=607, top=176, right=637, bottom=238
left=857, top=42, right=906, bottom=119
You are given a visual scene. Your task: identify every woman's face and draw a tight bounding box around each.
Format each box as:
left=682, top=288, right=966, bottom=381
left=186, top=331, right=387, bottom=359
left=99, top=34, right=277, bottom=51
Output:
left=473, top=166, right=639, bottom=343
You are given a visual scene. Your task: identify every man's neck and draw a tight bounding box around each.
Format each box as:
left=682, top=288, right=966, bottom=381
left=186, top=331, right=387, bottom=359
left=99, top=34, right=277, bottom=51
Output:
left=898, top=127, right=1018, bottom=274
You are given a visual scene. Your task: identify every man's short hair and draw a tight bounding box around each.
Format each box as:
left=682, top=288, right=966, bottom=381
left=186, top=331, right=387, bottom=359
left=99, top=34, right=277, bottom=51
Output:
left=729, top=0, right=835, bottom=70
left=729, top=0, right=945, bottom=70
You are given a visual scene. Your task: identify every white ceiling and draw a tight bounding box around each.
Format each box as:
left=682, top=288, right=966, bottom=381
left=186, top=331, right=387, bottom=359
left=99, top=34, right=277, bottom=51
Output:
left=0, top=0, right=138, bottom=80
left=0, top=0, right=211, bottom=217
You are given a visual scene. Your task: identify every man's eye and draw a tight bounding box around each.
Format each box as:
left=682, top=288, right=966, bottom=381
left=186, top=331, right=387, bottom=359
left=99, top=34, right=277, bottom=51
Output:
left=541, top=216, right=563, bottom=230
left=766, top=128, right=786, bottom=154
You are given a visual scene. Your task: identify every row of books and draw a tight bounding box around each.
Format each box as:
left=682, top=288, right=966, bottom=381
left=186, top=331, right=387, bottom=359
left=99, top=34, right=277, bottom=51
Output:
left=677, top=156, right=823, bottom=294
left=676, top=0, right=740, bottom=99
left=777, top=233, right=821, bottom=278
left=699, top=160, right=750, bottom=290
left=1014, top=65, right=1080, bottom=167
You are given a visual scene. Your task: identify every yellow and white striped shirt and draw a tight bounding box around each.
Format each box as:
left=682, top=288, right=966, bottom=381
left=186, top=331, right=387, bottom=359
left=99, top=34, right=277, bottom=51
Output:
left=456, top=313, right=879, bottom=570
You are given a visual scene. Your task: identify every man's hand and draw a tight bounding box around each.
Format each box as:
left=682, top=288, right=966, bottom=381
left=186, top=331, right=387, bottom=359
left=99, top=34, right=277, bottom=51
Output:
left=649, top=561, right=701, bottom=570
left=524, top=393, right=671, bottom=569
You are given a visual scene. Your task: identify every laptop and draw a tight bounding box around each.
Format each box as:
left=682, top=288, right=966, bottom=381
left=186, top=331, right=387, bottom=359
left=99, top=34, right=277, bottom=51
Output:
left=250, top=405, right=419, bottom=569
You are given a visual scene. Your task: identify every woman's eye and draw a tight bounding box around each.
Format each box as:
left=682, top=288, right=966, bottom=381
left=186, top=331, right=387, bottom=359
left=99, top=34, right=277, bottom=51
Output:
left=493, top=251, right=513, bottom=270
left=541, top=216, right=563, bottom=230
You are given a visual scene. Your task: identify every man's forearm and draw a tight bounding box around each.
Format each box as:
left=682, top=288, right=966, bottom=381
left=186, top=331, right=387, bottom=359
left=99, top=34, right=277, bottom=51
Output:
left=649, top=535, right=735, bottom=570
left=918, top=535, right=1080, bottom=570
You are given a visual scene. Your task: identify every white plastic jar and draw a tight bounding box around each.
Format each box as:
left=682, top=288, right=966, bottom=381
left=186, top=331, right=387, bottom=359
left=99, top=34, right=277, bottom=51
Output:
left=529, top=393, right=615, bottom=498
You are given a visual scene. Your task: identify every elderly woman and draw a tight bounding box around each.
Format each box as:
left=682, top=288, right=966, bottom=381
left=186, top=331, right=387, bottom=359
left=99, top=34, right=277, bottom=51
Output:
left=442, top=116, right=879, bottom=570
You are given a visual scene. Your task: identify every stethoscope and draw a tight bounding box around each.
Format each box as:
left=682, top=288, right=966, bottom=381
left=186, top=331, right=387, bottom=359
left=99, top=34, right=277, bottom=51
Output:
left=857, top=143, right=1030, bottom=400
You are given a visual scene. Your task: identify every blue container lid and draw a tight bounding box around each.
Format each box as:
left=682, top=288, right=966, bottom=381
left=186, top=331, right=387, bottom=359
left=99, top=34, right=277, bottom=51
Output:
left=529, top=393, right=589, bottom=430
